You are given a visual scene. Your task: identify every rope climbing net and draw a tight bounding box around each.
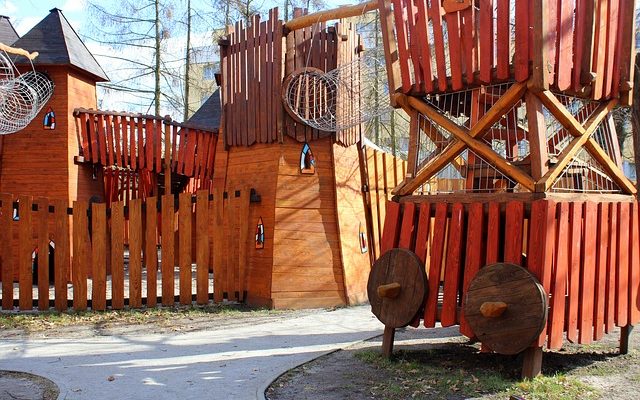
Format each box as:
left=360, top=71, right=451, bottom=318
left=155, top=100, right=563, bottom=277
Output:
left=0, top=44, right=54, bottom=135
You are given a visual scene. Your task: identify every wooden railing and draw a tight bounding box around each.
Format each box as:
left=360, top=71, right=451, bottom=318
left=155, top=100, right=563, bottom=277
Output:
left=0, top=189, right=252, bottom=312
left=382, top=0, right=636, bottom=103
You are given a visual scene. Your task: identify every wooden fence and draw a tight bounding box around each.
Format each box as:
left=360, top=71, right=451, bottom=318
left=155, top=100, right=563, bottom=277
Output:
left=384, top=0, right=636, bottom=103
left=0, top=189, right=252, bottom=312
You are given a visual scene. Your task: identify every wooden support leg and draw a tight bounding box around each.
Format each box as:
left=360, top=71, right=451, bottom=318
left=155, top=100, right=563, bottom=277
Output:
left=521, top=346, right=543, bottom=379
left=381, top=326, right=395, bottom=358
left=620, top=325, right=634, bottom=355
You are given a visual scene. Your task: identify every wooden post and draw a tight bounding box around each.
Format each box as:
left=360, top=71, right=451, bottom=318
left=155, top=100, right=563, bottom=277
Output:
left=521, top=346, right=543, bottom=379
left=525, top=92, right=549, bottom=182
left=620, top=325, right=634, bottom=354
left=381, top=326, right=395, bottom=358
left=633, top=54, right=640, bottom=190
left=377, top=0, right=401, bottom=106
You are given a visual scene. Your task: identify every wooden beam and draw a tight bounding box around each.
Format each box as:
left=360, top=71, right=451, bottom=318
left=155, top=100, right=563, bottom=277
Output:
left=585, top=138, right=637, bottom=194
left=284, top=1, right=377, bottom=32
left=616, top=0, right=636, bottom=105
left=526, top=91, right=549, bottom=181
left=535, top=90, right=586, bottom=136
left=469, top=82, right=527, bottom=138
left=536, top=100, right=617, bottom=192
left=529, top=0, right=549, bottom=91
left=406, top=108, right=419, bottom=178
left=377, top=0, right=402, bottom=104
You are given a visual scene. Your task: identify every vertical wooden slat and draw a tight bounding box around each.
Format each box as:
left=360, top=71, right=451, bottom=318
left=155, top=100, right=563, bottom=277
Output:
left=145, top=119, right=154, bottom=171
left=97, top=114, right=108, bottom=165
left=549, top=202, right=569, bottom=349
left=460, top=202, right=484, bottom=337
left=247, top=15, right=256, bottom=146
left=614, top=0, right=636, bottom=104
left=212, top=188, right=225, bottom=303
left=179, top=192, right=192, bottom=305
left=514, top=0, right=530, bottom=81
left=161, top=194, right=175, bottom=305
left=441, top=203, right=464, bottom=327
left=616, top=202, right=630, bottom=326
left=578, top=202, right=597, bottom=344
left=397, top=202, right=416, bottom=249
left=486, top=202, right=501, bottom=264
left=591, top=0, right=609, bottom=100
left=267, top=10, right=275, bottom=141
left=17, top=197, right=33, bottom=310
left=138, top=117, right=146, bottom=169
left=555, top=0, right=573, bottom=90
left=380, top=200, right=401, bottom=253
left=225, top=186, right=238, bottom=299
left=0, top=194, right=13, bottom=310
left=237, top=188, right=250, bottom=301
left=413, top=202, right=431, bottom=265
left=424, top=202, right=447, bottom=328
left=129, top=199, right=143, bottom=308
left=155, top=119, right=163, bottom=173
left=567, top=201, right=584, bottom=342
left=79, top=113, right=90, bottom=158
left=603, top=0, right=620, bottom=98
left=460, top=6, right=476, bottom=85
left=145, top=196, right=158, bottom=307
left=605, top=200, right=618, bottom=333
left=121, top=116, right=129, bottom=169
left=113, top=115, right=122, bottom=167
left=105, top=115, right=115, bottom=166
left=406, top=2, right=422, bottom=90
left=72, top=200, right=89, bottom=311
left=196, top=191, right=209, bottom=305
left=478, top=0, right=494, bottom=83
left=427, top=0, right=448, bottom=91
left=274, top=9, right=283, bottom=142
left=36, top=198, right=49, bottom=311
left=572, top=0, right=595, bottom=92
left=527, top=200, right=556, bottom=347
left=88, top=114, right=99, bottom=163
left=53, top=200, right=69, bottom=311
left=239, top=20, right=247, bottom=146
left=629, top=202, right=640, bottom=324
left=129, top=117, right=137, bottom=170
left=111, top=201, right=125, bottom=310
left=496, top=0, right=511, bottom=79
left=504, top=201, right=524, bottom=265
left=413, top=0, right=434, bottom=90
left=594, top=202, right=609, bottom=340
left=445, top=10, right=463, bottom=90
left=184, top=129, right=198, bottom=176
left=91, top=202, right=107, bottom=311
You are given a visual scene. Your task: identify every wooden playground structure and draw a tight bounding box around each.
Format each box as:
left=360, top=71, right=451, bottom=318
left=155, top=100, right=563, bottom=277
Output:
left=367, top=0, right=640, bottom=379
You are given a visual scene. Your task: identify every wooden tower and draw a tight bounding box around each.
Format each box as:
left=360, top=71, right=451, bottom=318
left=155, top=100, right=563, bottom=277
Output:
left=369, top=0, right=639, bottom=378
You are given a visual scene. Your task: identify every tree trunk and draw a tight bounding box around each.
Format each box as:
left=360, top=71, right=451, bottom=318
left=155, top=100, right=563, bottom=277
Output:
left=154, top=0, right=161, bottom=116
left=183, top=0, right=192, bottom=121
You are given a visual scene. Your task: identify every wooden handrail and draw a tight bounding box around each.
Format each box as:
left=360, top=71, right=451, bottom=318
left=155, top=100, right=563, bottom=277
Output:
left=283, top=1, right=377, bottom=33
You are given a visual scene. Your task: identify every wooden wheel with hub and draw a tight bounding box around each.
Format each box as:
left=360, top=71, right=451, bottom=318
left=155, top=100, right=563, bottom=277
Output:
left=463, top=263, right=548, bottom=355
left=367, top=248, right=427, bottom=328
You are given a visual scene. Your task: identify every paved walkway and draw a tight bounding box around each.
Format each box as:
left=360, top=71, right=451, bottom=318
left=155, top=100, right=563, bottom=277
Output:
left=0, top=306, right=383, bottom=400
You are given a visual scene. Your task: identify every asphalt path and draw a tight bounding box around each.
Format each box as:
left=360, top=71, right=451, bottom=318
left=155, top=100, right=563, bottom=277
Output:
left=0, top=305, right=383, bottom=400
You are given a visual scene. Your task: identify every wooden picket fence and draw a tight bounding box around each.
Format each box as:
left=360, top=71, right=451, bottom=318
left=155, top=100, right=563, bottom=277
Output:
left=0, top=189, right=252, bottom=312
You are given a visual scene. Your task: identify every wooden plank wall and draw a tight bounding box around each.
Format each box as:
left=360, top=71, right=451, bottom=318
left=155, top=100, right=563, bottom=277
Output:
left=220, top=8, right=284, bottom=148
left=73, top=109, right=218, bottom=197
left=0, top=191, right=253, bottom=311
left=380, top=198, right=640, bottom=349
left=387, top=0, right=636, bottom=102
left=363, top=146, right=407, bottom=259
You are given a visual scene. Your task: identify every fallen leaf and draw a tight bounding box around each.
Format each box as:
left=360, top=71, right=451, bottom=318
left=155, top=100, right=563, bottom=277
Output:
left=107, top=375, right=115, bottom=381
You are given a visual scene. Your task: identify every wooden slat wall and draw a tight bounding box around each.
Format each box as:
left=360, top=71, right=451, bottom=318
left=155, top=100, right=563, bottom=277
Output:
left=386, top=0, right=636, bottom=102
left=378, top=198, right=640, bottom=349
left=0, top=190, right=255, bottom=312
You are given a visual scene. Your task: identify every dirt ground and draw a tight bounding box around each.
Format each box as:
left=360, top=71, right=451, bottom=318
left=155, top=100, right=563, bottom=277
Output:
left=266, top=325, right=640, bottom=400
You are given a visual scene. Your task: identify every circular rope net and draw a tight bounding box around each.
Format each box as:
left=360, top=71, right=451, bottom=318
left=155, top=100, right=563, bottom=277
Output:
left=0, top=51, right=54, bottom=135
left=284, top=54, right=391, bottom=132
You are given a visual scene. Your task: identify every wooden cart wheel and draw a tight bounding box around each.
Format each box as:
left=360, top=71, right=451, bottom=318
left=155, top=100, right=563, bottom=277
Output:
left=367, top=248, right=427, bottom=328
left=463, top=263, right=548, bottom=355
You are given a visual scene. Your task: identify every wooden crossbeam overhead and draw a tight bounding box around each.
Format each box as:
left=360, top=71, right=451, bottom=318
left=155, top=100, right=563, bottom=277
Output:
left=393, top=82, right=528, bottom=195
left=283, top=0, right=377, bottom=33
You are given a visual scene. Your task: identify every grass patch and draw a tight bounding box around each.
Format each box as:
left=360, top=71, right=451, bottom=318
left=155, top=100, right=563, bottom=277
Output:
left=354, top=346, right=600, bottom=400
left=0, top=304, right=278, bottom=332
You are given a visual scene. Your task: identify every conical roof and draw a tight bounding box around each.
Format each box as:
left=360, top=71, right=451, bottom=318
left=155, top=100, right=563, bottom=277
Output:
left=12, top=8, right=108, bottom=82
left=0, top=15, right=19, bottom=45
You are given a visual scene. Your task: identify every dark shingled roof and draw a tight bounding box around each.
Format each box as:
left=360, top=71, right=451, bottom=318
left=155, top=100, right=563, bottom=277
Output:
left=187, top=89, right=221, bottom=131
left=12, top=8, right=108, bottom=82
left=0, top=15, right=19, bottom=45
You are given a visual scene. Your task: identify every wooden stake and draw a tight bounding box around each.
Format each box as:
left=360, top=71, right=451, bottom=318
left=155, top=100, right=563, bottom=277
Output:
left=620, top=325, right=634, bottom=354
left=382, top=326, right=395, bottom=358
left=521, top=346, right=543, bottom=379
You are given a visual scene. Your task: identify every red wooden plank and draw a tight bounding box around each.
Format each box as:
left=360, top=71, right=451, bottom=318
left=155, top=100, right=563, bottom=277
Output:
left=196, top=191, right=210, bottom=305
left=406, top=1, right=423, bottom=91
left=549, top=202, right=569, bottom=349
left=53, top=199, right=69, bottom=311
left=392, top=0, right=412, bottom=92
left=616, top=202, right=630, bottom=326
left=104, top=115, right=114, bottom=166
left=184, top=128, right=197, bottom=176
left=603, top=0, right=620, bottom=98
left=424, top=202, right=447, bottom=328
left=594, top=202, right=609, bottom=340
left=514, top=0, right=530, bottom=81
left=380, top=201, right=401, bottom=253
left=445, top=11, right=463, bottom=90
left=630, top=202, right=640, bottom=324
left=613, top=0, right=636, bottom=102
left=35, top=198, right=49, bottom=311
left=170, top=124, right=178, bottom=171
left=246, top=15, right=256, bottom=146
left=478, top=0, right=494, bottom=83
left=138, top=117, right=145, bottom=169
left=1, top=194, right=14, bottom=310
left=546, top=0, right=558, bottom=84
left=496, top=0, right=510, bottom=79
left=145, top=196, right=158, bottom=307
left=578, top=202, right=597, bottom=344
left=18, top=196, right=33, bottom=311
left=72, top=200, right=89, bottom=311
left=572, top=0, right=595, bottom=92
left=413, top=202, right=431, bottom=265
left=605, top=200, right=618, bottom=333
left=397, top=202, right=416, bottom=249
left=527, top=200, right=555, bottom=347
left=567, top=201, right=584, bottom=343
left=113, top=115, right=122, bottom=167
left=129, top=199, right=143, bottom=308
left=122, top=117, right=130, bottom=168
left=79, top=113, right=90, bottom=158
left=88, top=114, right=99, bottom=163
left=591, top=0, right=609, bottom=100
left=273, top=9, right=283, bottom=142
left=155, top=119, right=163, bottom=172
left=486, top=202, right=501, bottom=264
left=91, top=202, right=107, bottom=311
left=129, top=117, right=137, bottom=170
left=179, top=192, right=192, bottom=305
left=95, top=114, right=106, bottom=164
left=145, top=119, right=154, bottom=171
left=427, top=0, right=448, bottom=91
left=110, top=201, right=124, bottom=310
left=504, top=201, right=524, bottom=265
left=459, top=202, right=484, bottom=338
left=460, top=6, right=476, bottom=85
left=555, top=0, right=573, bottom=90
left=441, top=203, right=464, bottom=327
left=414, top=0, right=434, bottom=92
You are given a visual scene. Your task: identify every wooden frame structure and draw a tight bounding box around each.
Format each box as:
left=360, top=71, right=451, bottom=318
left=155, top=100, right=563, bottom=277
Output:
left=372, top=0, right=639, bottom=379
